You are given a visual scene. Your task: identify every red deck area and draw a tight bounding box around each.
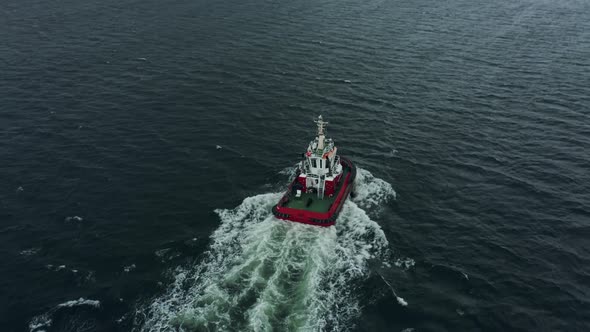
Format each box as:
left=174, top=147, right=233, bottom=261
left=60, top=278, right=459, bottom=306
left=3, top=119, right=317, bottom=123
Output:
left=272, top=157, right=356, bottom=226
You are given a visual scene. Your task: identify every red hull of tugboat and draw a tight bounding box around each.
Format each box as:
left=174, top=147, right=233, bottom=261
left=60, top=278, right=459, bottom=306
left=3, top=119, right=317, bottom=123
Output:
left=272, top=157, right=356, bottom=227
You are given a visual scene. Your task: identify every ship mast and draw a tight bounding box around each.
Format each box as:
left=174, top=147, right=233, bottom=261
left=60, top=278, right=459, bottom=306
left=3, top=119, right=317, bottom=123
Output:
left=314, top=115, right=329, bottom=151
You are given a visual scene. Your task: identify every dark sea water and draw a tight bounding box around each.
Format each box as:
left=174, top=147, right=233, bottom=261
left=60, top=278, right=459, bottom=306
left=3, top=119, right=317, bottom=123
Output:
left=2, top=0, right=590, bottom=331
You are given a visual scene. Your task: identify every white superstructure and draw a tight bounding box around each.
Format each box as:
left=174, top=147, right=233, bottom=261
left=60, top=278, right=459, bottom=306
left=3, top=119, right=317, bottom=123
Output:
left=298, top=115, right=343, bottom=199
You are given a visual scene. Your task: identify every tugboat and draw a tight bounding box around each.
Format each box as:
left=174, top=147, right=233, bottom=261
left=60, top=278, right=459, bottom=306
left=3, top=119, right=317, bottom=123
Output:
left=272, top=116, right=356, bottom=226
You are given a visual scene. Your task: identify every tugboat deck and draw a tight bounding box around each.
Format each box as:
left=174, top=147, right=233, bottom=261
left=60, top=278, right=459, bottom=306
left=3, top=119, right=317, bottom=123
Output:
left=283, top=191, right=335, bottom=212
left=283, top=167, right=350, bottom=213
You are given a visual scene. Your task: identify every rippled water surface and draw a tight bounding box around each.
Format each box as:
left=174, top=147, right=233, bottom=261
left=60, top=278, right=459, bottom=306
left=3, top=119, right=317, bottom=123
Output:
left=2, top=0, right=590, bottom=331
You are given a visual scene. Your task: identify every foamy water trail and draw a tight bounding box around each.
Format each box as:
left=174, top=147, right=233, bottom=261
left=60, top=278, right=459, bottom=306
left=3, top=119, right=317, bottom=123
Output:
left=353, top=168, right=397, bottom=210
left=137, top=169, right=395, bottom=331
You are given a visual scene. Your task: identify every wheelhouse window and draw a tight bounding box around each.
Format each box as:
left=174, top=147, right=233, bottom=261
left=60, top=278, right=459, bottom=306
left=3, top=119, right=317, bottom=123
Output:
left=311, top=158, right=317, bottom=168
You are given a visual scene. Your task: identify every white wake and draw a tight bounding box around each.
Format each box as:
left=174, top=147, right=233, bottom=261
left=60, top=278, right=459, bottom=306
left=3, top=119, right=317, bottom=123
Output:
left=137, top=168, right=395, bottom=332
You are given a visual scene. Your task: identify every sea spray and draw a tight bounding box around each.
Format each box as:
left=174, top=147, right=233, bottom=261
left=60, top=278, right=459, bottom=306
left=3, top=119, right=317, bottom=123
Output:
left=352, top=168, right=396, bottom=211
left=138, top=169, right=395, bottom=332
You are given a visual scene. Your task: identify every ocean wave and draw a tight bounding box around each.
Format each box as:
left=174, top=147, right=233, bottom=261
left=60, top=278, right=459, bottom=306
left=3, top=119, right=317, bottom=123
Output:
left=137, top=168, right=396, bottom=331
left=29, top=298, right=101, bottom=332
